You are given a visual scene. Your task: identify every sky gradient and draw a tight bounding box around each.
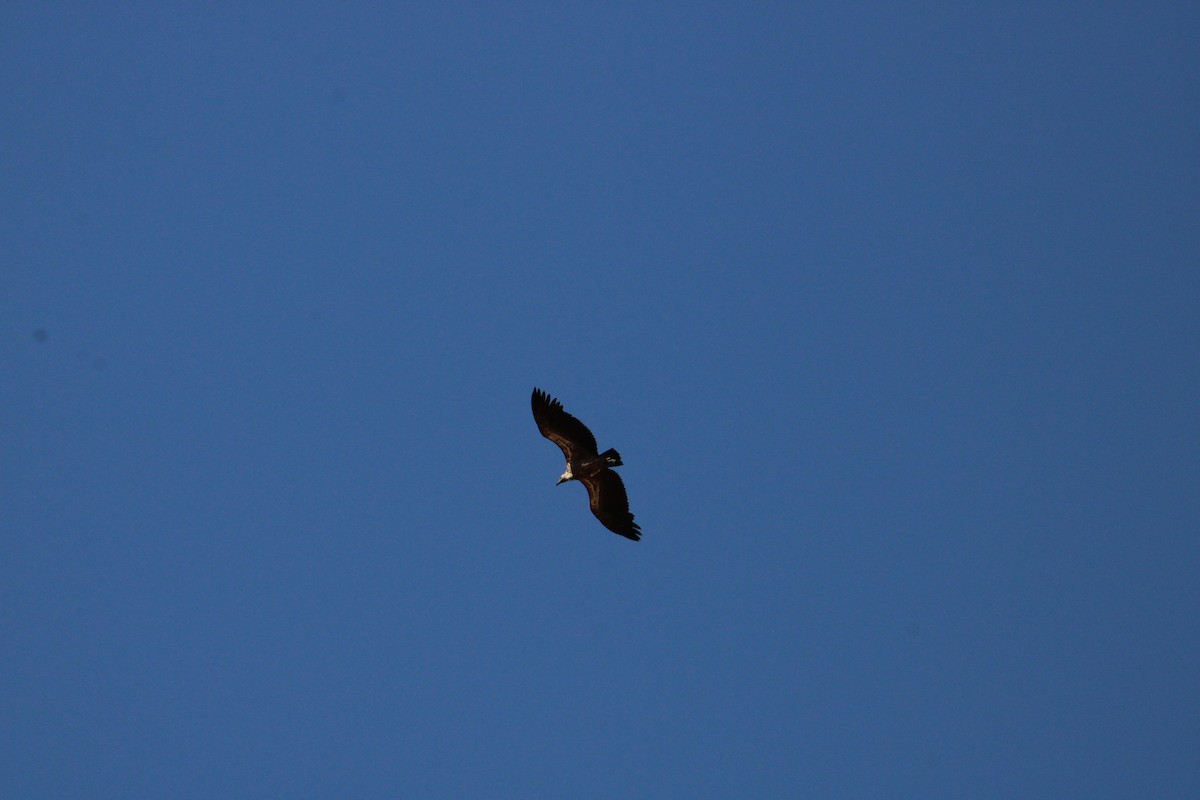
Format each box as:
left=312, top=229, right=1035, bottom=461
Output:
left=4, top=4, right=1198, bottom=797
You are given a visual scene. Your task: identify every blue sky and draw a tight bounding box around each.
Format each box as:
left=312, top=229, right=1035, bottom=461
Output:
left=3, top=4, right=1198, bottom=797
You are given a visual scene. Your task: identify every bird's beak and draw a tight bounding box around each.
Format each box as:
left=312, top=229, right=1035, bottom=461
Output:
left=556, top=477, right=567, bottom=486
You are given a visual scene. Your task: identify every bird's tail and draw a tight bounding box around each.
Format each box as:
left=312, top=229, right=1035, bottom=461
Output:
left=600, top=448, right=623, bottom=467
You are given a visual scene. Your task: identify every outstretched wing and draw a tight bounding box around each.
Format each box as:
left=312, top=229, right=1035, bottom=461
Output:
left=579, top=469, right=641, bottom=541
left=532, top=388, right=599, bottom=461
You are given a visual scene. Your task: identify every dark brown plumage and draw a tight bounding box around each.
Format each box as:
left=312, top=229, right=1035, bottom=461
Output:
left=532, top=388, right=641, bottom=541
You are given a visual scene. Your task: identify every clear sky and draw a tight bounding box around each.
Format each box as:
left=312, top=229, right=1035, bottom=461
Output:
left=3, top=4, right=1198, bottom=798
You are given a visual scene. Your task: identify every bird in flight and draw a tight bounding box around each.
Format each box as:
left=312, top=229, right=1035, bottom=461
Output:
left=531, top=388, right=641, bottom=541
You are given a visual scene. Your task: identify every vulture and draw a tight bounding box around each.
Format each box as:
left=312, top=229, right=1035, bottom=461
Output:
left=531, top=388, right=641, bottom=541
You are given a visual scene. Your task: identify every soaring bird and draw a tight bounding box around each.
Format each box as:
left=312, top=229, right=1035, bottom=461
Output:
left=531, top=388, right=641, bottom=541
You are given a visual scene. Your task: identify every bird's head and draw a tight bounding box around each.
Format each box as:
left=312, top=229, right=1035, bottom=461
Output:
left=556, top=470, right=573, bottom=486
